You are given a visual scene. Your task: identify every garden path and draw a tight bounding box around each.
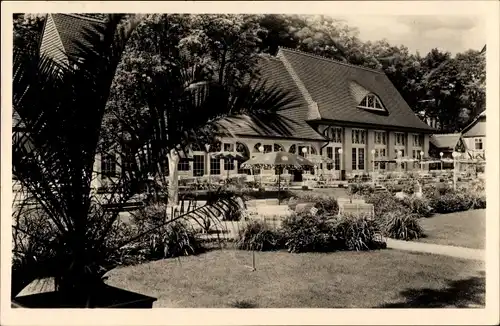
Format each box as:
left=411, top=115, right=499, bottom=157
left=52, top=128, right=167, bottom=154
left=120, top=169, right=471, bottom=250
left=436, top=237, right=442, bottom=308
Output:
left=386, top=238, right=485, bottom=261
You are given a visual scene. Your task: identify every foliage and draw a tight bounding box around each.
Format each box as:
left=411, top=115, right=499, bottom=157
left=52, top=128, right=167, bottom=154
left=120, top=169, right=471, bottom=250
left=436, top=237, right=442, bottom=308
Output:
left=281, top=213, right=338, bottom=253
left=380, top=211, right=425, bottom=240
left=287, top=192, right=339, bottom=216
left=131, top=207, right=202, bottom=260
left=398, top=196, right=434, bottom=218
left=364, top=192, right=403, bottom=217
left=236, top=220, right=283, bottom=251
left=430, top=192, right=475, bottom=214
left=348, top=183, right=375, bottom=196
left=330, top=214, right=386, bottom=251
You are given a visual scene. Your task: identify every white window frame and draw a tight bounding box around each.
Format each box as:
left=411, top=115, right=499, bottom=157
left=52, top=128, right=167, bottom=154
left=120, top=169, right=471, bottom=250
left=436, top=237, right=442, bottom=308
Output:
left=395, top=132, right=406, bottom=146
left=325, top=126, right=343, bottom=143
left=358, top=93, right=385, bottom=111
left=374, top=131, right=387, bottom=145
left=474, top=138, right=483, bottom=150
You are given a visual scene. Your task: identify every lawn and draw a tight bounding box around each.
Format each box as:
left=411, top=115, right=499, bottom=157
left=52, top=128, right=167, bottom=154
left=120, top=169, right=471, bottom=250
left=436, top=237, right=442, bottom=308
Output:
left=105, top=249, right=484, bottom=308
left=418, top=209, right=486, bottom=249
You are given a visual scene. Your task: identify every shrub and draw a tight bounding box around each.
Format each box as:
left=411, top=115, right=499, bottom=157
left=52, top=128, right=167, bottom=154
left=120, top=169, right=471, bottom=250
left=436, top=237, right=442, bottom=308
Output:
left=331, top=214, right=386, bottom=251
left=348, top=183, right=375, bottom=196
left=429, top=192, right=474, bottom=214
left=381, top=210, right=425, bottom=240
left=314, top=197, right=339, bottom=216
left=398, top=196, right=433, bottom=218
left=281, top=213, right=338, bottom=253
left=364, top=192, right=403, bottom=217
left=236, top=220, right=283, bottom=251
left=131, top=204, right=202, bottom=260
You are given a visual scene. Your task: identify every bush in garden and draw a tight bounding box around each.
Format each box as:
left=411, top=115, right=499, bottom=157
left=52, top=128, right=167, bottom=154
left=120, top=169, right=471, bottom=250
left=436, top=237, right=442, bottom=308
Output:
left=429, top=192, right=474, bottom=214
left=381, top=210, right=425, bottom=240
left=236, top=220, right=283, bottom=251
left=398, top=196, right=434, bottom=218
left=131, top=204, right=202, bottom=260
left=223, top=202, right=243, bottom=221
left=281, top=213, right=339, bottom=253
left=330, top=214, right=386, bottom=251
left=348, top=183, right=375, bottom=196
left=364, top=192, right=404, bottom=217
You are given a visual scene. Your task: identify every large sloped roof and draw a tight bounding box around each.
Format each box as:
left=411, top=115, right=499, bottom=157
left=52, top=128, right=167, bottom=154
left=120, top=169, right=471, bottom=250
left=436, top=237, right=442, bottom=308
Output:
left=279, top=48, right=435, bottom=132
left=429, top=133, right=462, bottom=149
left=40, top=14, right=106, bottom=62
left=218, top=56, right=326, bottom=141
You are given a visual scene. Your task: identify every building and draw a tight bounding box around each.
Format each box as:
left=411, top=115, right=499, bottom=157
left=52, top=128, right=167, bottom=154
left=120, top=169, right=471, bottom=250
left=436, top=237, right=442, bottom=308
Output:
left=24, top=14, right=436, bottom=187
left=461, top=110, right=486, bottom=160
left=429, top=133, right=467, bottom=159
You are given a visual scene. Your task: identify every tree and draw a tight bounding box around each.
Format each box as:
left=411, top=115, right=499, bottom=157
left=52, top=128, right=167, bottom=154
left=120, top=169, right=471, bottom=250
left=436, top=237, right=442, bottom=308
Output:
left=13, top=13, right=45, bottom=49
left=106, top=14, right=288, bottom=206
left=420, top=48, right=485, bottom=132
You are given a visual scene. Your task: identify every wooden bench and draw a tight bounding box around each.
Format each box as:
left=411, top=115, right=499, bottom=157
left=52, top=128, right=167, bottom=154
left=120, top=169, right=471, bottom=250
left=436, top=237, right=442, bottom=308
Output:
left=338, top=203, right=374, bottom=217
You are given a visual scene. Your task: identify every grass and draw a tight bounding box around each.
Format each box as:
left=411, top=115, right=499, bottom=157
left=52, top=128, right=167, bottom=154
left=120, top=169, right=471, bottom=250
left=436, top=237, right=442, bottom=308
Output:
left=105, top=249, right=484, bottom=308
left=417, top=209, right=485, bottom=249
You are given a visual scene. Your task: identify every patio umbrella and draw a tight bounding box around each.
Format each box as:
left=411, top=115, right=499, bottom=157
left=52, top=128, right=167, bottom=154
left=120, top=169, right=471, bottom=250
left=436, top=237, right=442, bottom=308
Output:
left=241, top=152, right=314, bottom=204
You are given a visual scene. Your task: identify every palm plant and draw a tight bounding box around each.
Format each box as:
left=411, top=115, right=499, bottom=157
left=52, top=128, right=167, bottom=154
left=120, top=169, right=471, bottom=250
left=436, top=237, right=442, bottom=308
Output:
left=12, top=14, right=299, bottom=307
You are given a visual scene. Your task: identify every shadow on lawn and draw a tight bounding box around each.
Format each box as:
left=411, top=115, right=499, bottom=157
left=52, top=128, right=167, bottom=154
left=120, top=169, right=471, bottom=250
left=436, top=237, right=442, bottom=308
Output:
left=378, top=271, right=485, bottom=308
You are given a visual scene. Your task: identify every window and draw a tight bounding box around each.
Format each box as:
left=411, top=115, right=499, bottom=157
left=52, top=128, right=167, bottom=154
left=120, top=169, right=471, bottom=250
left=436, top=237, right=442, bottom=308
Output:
left=335, top=147, right=341, bottom=170
left=223, top=143, right=234, bottom=152
left=358, top=148, right=365, bottom=170
left=395, top=149, right=405, bottom=158
left=210, top=157, right=220, bottom=175
left=352, top=148, right=365, bottom=170
left=101, top=154, right=116, bottom=177
left=224, top=158, right=234, bottom=171
left=395, top=132, right=406, bottom=146
left=326, top=147, right=333, bottom=170
left=178, top=159, right=190, bottom=171
left=352, top=148, right=357, bottom=171
left=193, top=155, right=205, bottom=177
left=475, top=138, right=483, bottom=150
left=121, top=147, right=135, bottom=176
left=352, top=129, right=366, bottom=144
left=358, top=94, right=384, bottom=111
left=374, top=131, right=387, bottom=145
left=325, top=127, right=343, bottom=143
left=374, top=148, right=386, bottom=169
left=274, top=144, right=284, bottom=152
left=413, top=134, right=423, bottom=147
left=263, top=144, right=272, bottom=153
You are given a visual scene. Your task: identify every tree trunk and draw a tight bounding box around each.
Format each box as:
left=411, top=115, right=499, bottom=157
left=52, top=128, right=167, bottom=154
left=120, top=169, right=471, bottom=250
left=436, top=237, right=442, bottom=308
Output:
left=167, top=149, right=180, bottom=207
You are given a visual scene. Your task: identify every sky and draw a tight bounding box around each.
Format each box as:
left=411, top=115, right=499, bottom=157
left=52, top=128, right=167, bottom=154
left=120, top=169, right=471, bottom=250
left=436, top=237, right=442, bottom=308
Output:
left=335, top=15, right=486, bottom=55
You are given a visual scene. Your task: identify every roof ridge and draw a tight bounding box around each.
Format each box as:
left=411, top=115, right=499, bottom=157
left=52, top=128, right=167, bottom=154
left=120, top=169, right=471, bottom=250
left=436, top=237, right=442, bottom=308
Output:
left=58, top=13, right=106, bottom=24
left=278, top=46, right=385, bottom=75
left=432, top=133, right=461, bottom=136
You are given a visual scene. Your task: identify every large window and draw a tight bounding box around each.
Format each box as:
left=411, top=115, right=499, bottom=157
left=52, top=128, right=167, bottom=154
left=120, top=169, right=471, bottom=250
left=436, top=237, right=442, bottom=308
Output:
left=475, top=138, right=483, bottom=150
left=224, top=158, right=234, bottom=171
left=178, top=159, right=190, bottom=171
left=193, top=155, right=205, bottom=177
left=358, top=94, right=384, bottom=111
left=374, top=131, right=387, bottom=145
left=351, top=148, right=365, bottom=171
left=326, top=147, right=333, bottom=170
left=334, top=147, right=341, bottom=170
left=120, top=147, right=135, bottom=176
left=101, top=154, right=116, bottom=177
left=374, top=148, right=386, bottom=169
left=210, top=157, right=221, bottom=175
left=352, top=129, right=366, bottom=144
left=395, top=149, right=405, bottom=158
left=395, top=132, right=406, bottom=146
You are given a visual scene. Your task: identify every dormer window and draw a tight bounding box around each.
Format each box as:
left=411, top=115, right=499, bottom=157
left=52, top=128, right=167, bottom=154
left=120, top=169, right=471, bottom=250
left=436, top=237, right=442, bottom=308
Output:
left=358, top=94, right=385, bottom=111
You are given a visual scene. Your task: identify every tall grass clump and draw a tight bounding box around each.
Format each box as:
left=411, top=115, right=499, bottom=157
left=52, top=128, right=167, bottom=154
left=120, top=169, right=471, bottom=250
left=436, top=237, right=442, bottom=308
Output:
left=236, top=220, right=283, bottom=251
left=380, top=211, right=425, bottom=240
